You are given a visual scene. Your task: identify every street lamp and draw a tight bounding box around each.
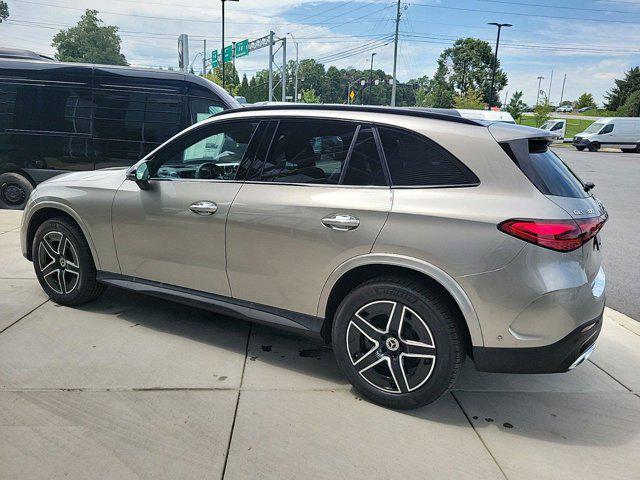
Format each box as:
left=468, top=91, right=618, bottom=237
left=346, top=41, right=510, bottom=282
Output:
left=368, top=52, right=376, bottom=105
left=487, top=22, right=511, bottom=108
left=221, top=0, right=239, bottom=91
left=287, top=32, right=300, bottom=103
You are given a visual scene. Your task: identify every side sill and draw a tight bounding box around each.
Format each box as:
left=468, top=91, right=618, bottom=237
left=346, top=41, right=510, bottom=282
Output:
left=96, top=271, right=324, bottom=338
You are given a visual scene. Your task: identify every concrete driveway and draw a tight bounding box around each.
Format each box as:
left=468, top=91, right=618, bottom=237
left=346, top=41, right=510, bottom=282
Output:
left=1, top=210, right=639, bottom=479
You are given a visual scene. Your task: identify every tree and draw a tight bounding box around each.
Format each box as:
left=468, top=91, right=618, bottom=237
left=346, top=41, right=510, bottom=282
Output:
left=434, top=38, right=507, bottom=106
left=605, top=67, right=640, bottom=111
left=52, top=10, right=126, bottom=65
left=206, top=63, right=240, bottom=93
left=0, top=1, right=9, bottom=22
left=301, top=88, right=321, bottom=104
left=505, top=90, right=526, bottom=121
left=454, top=89, right=486, bottom=109
left=576, top=92, right=596, bottom=110
left=237, top=74, right=250, bottom=99
left=619, top=90, right=640, bottom=117
left=533, top=103, right=553, bottom=127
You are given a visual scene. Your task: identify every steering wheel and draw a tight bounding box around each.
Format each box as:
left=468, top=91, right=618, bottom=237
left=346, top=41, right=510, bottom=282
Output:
left=195, top=162, right=225, bottom=179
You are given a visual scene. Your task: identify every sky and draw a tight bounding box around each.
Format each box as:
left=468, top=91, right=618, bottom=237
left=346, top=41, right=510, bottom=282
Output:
left=2, top=0, right=640, bottom=106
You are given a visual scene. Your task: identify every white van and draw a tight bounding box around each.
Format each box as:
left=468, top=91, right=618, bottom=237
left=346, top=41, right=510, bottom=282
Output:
left=573, top=117, right=640, bottom=152
left=540, top=118, right=566, bottom=142
left=456, top=109, right=516, bottom=124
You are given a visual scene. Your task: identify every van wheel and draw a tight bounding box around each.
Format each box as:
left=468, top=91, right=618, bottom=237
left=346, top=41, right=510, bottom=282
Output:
left=331, top=276, right=464, bottom=409
left=0, top=172, right=33, bottom=210
left=588, top=142, right=600, bottom=152
left=33, top=217, right=106, bottom=306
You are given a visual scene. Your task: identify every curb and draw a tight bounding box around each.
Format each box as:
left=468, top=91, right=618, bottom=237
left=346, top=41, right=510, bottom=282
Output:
left=605, top=307, right=640, bottom=336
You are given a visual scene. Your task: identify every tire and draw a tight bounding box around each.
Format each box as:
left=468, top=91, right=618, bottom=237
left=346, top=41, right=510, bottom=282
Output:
left=575, top=146, right=585, bottom=151
left=0, top=172, right=33, bottom=210
left=32, top=217, right=106, bottom=306
left=331, top=276, right=465, bottom=409
left=588, top=142, right=600, bottom=152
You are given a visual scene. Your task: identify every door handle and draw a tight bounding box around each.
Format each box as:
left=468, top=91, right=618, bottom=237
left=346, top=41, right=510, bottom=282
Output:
left=322, top=214, right=360, bottom=231
left=189, top=200, right=218, bottom=215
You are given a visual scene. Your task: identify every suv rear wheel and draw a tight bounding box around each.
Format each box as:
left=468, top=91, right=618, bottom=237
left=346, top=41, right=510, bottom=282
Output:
left=332, top=277, right=464, bottom=409
left=33, top=217, right=106, bottom=305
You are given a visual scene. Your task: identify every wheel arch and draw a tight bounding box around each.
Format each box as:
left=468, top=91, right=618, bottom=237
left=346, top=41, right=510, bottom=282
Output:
left=24, top=203, right=100, bottom=269
left=318, top=254, right=484, bottom=348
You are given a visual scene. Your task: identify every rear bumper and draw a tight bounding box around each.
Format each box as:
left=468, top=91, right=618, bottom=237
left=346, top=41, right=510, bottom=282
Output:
left=472, top=311, right=603, bottom=374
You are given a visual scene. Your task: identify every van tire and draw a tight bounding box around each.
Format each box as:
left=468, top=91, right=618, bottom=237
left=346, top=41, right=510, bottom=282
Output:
left=588, top=142, right=600, bottom=152
left=0, top=172, right=33, bottom=210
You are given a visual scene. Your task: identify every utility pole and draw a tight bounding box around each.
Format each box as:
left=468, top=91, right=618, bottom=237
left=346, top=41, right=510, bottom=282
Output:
left=487, top=22, right=512, bottom=108
left=232, top=41, right=236, bottom=74
left=559, top=73, right=567, bottom=106
left=536, top=75, right=544, bottom=105
left=203, top=39, right=207, bottom=75
left=547, top=69, right=554, bottom=105
left=368, top=52, right=376, bottom=105
left=221, top=0, right=239, bottom=91
left=287, top=32, right=299, bottom=102
left=268, top=31, right=274, bottom=101
left=282, top=37, right=287, bottom=102
left=390, top=0, right=401, bottom=106
left=503, top=89, right=509, bottom=106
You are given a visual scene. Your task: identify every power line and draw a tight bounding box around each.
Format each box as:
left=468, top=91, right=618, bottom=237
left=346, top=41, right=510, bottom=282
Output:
left=411, top=1, right=640, bottom=25
left=478, top=0, right=640, bottom=15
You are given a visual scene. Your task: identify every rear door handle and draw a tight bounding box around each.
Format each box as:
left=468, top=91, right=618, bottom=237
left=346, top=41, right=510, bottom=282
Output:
left=189, top=200, right=218, bottom=215
left=322, top=214, right=360, bottom=231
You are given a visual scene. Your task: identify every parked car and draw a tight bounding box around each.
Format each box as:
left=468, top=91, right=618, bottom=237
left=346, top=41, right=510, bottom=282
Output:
left=573, top=117, right=640, bottom=152
left=556, top=105, right=573, bottom=113
left=540, top=118, right=566, bottom=142
left=0, top=53, right=240, bottom=209
left=21, top=104, right=607, bottom=409
left=456, top=108, right=516, bottom=124
left=577, top=106, right=593, bottom=113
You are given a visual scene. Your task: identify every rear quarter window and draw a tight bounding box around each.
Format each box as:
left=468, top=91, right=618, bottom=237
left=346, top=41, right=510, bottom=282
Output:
left=377, top=126, right=479, bottom=187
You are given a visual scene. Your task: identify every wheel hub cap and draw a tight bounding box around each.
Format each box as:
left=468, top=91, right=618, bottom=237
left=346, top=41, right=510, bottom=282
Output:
left=346, top=300, right=437, bottom=394
left=385, top=337, right=400, bottom=351
left=37, top=231, right=80, bottom=295
left=1, top=183, right=26, bottom=205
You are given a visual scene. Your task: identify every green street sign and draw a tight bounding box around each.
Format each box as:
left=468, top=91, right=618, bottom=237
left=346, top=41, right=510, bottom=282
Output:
left=236, top=39, right=249, bottom=58
left=223, top=45, right=233, bottom=63
left=211, top=50, right=219, bottom=68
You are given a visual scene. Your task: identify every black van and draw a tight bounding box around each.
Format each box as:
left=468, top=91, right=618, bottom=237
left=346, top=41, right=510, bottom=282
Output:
left=0, top=53, right=240, bottom=208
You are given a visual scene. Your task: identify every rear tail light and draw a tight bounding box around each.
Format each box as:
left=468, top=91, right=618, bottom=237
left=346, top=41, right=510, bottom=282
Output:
left=497, top=215, right=607, bottom=252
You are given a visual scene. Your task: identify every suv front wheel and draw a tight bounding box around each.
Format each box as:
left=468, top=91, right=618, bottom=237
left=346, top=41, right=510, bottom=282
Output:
left=332, top=277, right=465, bottom=409
left=33, top=217, right=106, bottom=306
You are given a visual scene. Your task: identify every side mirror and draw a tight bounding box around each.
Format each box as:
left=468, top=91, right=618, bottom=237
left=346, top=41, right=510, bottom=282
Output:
left=127, top=162, right=151, bottom=190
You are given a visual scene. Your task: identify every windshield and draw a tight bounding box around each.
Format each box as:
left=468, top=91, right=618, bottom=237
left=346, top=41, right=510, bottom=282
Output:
left=540, top=121, right=554, bottom=130
left=584, top=122, right=605, bottom=134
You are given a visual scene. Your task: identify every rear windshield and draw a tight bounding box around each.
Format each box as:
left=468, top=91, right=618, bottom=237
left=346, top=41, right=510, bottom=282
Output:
left=502, top=141, right=587, bottom=198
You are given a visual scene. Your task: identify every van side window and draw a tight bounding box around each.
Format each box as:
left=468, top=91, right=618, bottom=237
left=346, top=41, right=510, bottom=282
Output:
left=94, top=90, right=144, bottom=142
left=551, top=122, right=563, bottom=131
left=600, top=124, right=614, bottom=134
left=190, top=98, right=226, bottom=124
left=143, top=94, right=182, bottom=143
left=378, top=126, right=479, bottom=187
left=12, top=84, right=92, bottom=134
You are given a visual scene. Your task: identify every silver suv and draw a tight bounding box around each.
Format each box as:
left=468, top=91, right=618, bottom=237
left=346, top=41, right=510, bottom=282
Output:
left=20, top=105, right=607, bottom=409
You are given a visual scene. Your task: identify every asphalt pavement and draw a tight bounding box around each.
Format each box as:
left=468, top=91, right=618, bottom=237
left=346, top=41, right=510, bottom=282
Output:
left=553, top=147, right=640, bottom=321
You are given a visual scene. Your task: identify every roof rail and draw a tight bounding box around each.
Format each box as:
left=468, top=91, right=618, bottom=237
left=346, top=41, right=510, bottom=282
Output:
left=215, top=103, right=483, bottom=126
